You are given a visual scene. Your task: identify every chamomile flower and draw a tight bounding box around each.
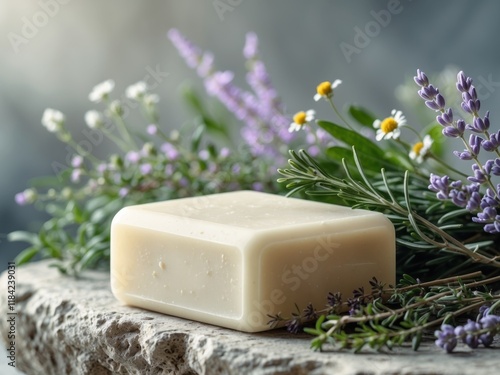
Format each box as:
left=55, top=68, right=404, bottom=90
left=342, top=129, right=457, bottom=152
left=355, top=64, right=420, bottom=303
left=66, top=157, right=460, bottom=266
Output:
left=88, top=79, right=115, bottom=103
left=41, top=108, right=65, bottom=133
left=314, top=79, right=342, bottom=101
left=409, top=135, right=433, bottom=163
left=289, top=110, right=315, bottom=132
left=373, top=109, right=407, bottom=141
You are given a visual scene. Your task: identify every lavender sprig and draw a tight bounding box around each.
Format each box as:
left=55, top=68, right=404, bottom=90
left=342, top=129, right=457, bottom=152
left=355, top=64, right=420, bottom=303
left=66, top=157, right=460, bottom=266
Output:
left=435, top=306, right=500, bottom=353
left=416, top=69, right=500, bottom=233
left=168, top=29, right=292, bottom=163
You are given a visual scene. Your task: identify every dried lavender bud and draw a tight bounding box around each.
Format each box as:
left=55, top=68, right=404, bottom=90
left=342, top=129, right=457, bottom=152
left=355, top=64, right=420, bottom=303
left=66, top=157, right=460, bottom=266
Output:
left=303, top=303, right=318, bottom=321
left=327, top=292, right=342, bottom=308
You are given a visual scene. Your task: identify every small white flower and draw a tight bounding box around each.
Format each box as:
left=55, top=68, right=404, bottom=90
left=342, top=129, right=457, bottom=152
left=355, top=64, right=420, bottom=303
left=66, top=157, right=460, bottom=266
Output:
left=289, top=109, right=315, bottom=132
left=373, top=109, right=407, bottom=141
left=314, top=79, right=342, bottom=101
left=88, top=79, right=115, bottom=103
left=409, top=135, right=433, bottom=163
left=41, top=108, right=65, bottom=133
left=108, top=100, right=123, bottom=116
left=126, top=81, right=148, bottom=100
left=84, top=110, right=103, bottom=129
left=144, top=93, right=159, bottom=106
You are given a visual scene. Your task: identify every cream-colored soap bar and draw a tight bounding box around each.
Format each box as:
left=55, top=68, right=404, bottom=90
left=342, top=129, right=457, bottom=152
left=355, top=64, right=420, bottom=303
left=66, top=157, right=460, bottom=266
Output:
left=111, top=191, right=395, bottom=332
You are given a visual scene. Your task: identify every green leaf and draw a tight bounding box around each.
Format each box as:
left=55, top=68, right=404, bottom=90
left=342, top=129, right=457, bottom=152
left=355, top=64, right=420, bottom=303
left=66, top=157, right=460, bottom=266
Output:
left=423, top=123, right=445, bottom=157
left=348, top=105, right=376, bottom=128
left=14, top=247, right=39, bottom=265
left=318, top=120, right=385, bottom=159
left=191, top=124, right=205, bottom=152
left=7, top=231, right=40, bottom=246
left=182, top=84, right=230, bottom=140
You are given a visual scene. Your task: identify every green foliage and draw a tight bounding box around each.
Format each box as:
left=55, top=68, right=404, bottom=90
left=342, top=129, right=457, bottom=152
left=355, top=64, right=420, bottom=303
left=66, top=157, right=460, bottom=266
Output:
left=9, top=86, right=286, bottom=275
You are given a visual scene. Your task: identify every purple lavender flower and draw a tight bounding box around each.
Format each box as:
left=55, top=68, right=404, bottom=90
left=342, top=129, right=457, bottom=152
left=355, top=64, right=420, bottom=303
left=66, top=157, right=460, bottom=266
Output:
left=449, top=189, right=468, bottom=207
left=140, top=163, right=153, bottom=175
left=161, top=142, right=179, bottom=160
left=428, top=174, right=450, bottom=200
left=146, top=124, right=158, bottom=135
left=97, top=163, right=107, bottom=174
left=436, top=108, right=453, bottom=126
left=15, top=192, right=27, bottom=206
left=167, top=29, right=202, bottom=69
left=436, top=308, right=500, bottom=353
left=71, top=169, right=83, bottom=183
left=488, top=158, right=500, bottom=176
left=417, top=69, right=500, bottom=233
left=15, top=189, right=36, bottom=206
left=479, top=315, right=500, bottom=347
left=466, top=190, right=482, bottom=211
left=444, top=126, right=463, bottom=138
left=418, top=85, right=439, bottom=101
left=198, top=149, right=210, bottom=160
left=252, top=182, right=264, bottom=191
left=435, top=324, right=458, bottom=353
left=469, top=134, right=482, bottom=156
left=126, top=151, right=141, bottom=164
left=119, top=187, right=129, bottom=198
left=468, top=164, right=487, bottom=183
left=473, top=206, right=497, bottom=223
left=461, top=320, right=481, bottom=348
left=414, top=69, right=429, bottom=87
left=71, top=155, right=84, bottom=168
left=482, top=130, right=500, bottom=151
left=165, top=164, right=174, bottom=176
left=456, top=71, right=472, bottom=92
left=169, top=28, right=292, bottom=163
left=480, top=187, right=498, bottom=210
left=243, top=32, right=259, bottom=59
left=197, top=52, right=214, bottom=77
left=219, top=147, right=231, bottom=158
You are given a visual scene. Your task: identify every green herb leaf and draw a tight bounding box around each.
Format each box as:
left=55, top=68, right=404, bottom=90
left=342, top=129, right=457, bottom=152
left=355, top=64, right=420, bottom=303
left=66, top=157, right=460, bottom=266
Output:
left=318, top=120, right=385, bottom=159
left=348, top=105, right=376, bottom=128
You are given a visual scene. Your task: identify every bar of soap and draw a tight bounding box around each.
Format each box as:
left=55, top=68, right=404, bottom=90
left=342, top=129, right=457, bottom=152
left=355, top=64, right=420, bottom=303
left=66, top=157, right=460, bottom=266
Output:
left=111, top=191, right=395, bottom=332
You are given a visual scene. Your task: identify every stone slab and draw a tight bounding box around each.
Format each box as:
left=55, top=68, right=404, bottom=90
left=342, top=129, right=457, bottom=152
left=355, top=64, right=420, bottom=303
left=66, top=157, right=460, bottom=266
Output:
left=0, top=261, right=498, bottom=375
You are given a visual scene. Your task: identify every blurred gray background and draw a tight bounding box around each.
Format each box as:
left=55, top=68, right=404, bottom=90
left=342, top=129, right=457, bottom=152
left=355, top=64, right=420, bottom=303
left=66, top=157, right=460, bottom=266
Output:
left=2, top=0, right=500, bottom=272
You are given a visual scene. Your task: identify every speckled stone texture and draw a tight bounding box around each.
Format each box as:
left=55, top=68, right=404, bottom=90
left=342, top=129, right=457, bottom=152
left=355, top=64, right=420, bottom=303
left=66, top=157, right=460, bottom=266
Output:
left=0, top=261, right=498, bottom=375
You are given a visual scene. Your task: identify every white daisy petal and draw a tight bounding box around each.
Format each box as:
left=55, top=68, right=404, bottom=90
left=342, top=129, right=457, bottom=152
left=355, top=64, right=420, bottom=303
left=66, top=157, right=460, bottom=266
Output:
left=314, top=93, right=322, bottom=101
left=332, top=79, right=342, bottom=89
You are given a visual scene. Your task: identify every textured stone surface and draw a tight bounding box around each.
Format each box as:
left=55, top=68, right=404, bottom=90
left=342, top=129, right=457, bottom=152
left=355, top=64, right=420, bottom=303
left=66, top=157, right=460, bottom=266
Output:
left=0, top=261, right=498, bottom=375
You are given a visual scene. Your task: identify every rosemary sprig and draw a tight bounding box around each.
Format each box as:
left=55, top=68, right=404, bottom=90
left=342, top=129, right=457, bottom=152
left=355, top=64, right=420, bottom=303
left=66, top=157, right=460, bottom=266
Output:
left=278, top=149, right=500, bottom=272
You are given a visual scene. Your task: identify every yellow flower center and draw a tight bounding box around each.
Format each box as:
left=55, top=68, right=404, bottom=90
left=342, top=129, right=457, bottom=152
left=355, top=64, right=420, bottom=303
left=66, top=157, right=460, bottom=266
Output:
left=293, top=111, right=307, bottom=125
left=380, top=117, right=398, bottom=134
left=316, top=81, right=332, bottom=97
left=412, top=141, right=424, bottom=155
